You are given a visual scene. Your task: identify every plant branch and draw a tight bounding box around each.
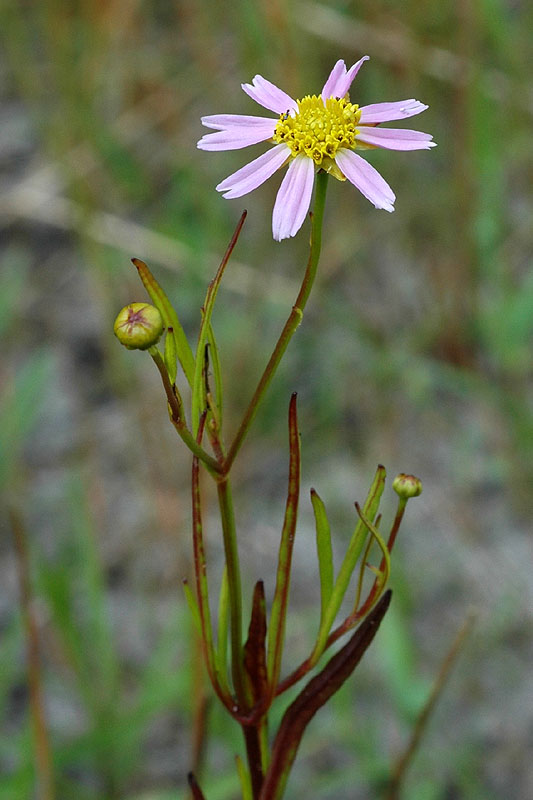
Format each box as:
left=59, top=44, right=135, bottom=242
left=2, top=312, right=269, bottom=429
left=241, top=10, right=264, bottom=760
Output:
left=150, top=348, right=223, bottom=475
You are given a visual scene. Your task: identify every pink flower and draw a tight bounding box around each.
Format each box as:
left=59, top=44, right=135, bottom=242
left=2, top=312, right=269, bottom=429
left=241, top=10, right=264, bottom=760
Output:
left=198, top=58, right=435, bottom=241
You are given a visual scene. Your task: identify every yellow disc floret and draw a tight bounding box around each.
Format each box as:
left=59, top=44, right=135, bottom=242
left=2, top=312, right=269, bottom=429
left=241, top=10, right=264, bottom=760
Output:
left=273, top=94, right=361, bottom=165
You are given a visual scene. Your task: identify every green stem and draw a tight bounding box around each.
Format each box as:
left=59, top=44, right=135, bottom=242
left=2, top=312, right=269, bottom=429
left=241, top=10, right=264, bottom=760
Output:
left=223, top=170, right=328, bottom=473
left=150, top=349, right=223, bottom=475
left=217, top=478, right=246, bottom=705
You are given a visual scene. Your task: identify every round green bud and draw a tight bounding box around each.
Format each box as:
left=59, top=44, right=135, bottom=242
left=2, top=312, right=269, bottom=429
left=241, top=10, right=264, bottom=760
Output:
left=393, top=473, right=423, bottom=499
left=113, top=303, right=164, bottom=350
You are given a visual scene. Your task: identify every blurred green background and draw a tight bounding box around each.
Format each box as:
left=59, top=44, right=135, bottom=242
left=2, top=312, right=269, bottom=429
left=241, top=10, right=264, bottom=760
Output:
left=1, top=1, right=532, bottom=798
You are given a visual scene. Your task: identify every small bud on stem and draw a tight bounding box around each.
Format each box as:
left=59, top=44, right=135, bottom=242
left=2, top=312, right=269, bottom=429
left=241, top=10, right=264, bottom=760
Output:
left=393, top=473, right=423, bottom=499
left=114, top=303, right=164, bottom=350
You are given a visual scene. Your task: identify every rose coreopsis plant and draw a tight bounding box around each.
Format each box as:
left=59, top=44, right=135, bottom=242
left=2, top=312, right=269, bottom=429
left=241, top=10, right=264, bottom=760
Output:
left=115, top=56, right=433, bottom=799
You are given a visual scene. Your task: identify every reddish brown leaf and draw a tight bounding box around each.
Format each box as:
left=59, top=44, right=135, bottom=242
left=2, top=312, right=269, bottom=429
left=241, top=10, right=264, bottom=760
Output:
left=244, top=580, right=269, bottom=704
left=267, top=392, right=301, bottom=690
left=188, top=771, right=207, bottom=800
left=259, top=590, right=392, bottom=800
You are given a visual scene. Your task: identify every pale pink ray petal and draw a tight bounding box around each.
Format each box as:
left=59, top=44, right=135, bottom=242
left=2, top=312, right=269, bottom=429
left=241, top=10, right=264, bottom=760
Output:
left=356, top=126, right=436, bottom=151
left=330, top=56, right=369, bottom=99
left=335, top=149, right=395, bottom=212
left=241, top=75, right=298, bottom=115
left=358, top=99, right=428, bottom=124
left=321, top=59, right=347, bottom=101
left=201, top=114, right=278, bottom=131
left=216, top=143, right=291, bottom=199
left=197, top=123, right=278, bottom=151
left=272, top=155, right=315, bottom=241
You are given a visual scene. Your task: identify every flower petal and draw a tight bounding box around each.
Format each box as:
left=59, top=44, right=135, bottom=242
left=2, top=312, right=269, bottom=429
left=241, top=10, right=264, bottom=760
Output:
left=321, top=59, right=346, bottom=100
left=216, top=143, right=291, bottom=199
left=335, top=149, right=395, bottom=212
left=356, top=126, right=436, bottom=151
left=197, top=122, right=277, bottom=151
left=201, top=114, right=278, bottom=131
left=335, top=56, right=369, bottom=99
left=272, top=155, right=315, bottom=241
left=322, top=56, right=369, bottom=100
left=241, top=75, right=298, bottom=115
left=359, top=99, right=428, bottom=124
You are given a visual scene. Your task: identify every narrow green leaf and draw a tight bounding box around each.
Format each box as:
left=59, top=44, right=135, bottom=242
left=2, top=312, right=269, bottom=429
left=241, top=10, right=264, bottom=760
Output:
left=191, top=212, right=246, bottom=436
left=207, top=321, right=223, bottom=423
left=267, top=393, right=301, bottom=688
left=354, top=502, right=391, bottom=593
left=191, top=456, right=216, bottom=670
left=311, top=465, right=386, bottom=664
left=192, top=456, right=232, bottom=703
left=164, top=326, right=178, bottom=384
left=310, top=489, right=334, bottom=626
left=182, top=580, right=202, bottom=636
left=235, top=755, right=253, bottom=800
left=132, top=257, right=195, bottom=387
left=0, top=350, right=55, bottom=489
left=215, top=566, right=229, bottom=685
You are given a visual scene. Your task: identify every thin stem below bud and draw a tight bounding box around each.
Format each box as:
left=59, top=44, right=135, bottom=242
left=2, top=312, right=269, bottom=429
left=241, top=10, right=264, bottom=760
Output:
left=150, top=350, right=223, bottom=475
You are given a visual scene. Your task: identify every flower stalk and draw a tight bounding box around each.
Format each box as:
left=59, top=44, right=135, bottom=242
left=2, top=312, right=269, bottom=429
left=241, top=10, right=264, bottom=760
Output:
left=223, top=169, right=328, bottom=472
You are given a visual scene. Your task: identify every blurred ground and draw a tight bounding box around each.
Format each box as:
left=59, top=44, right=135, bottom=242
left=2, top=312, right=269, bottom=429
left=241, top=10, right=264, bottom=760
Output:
left=1, top=2, right=532, bottom=799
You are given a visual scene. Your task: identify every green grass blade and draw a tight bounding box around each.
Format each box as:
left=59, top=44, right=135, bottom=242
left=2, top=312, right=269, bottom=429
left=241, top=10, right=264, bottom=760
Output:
left=310, top=489, right=334, bottom=626
left=0, top=350, right=55, bottom=489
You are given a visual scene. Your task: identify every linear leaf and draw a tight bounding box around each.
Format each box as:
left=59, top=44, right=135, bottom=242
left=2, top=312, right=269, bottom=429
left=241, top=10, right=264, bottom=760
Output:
left=311, top=465, right=386, bottom=663
left=191, top=212, right=246, bottom=436
left=235, top=755, right=253, bottom=800
left=267, top=393, right=300, bottom=689
left=207, top=322, right=223, bottom=423
left=354, top=503, right=391, bottom=595
left=164, top=326, right=178, bottom=384
left=182, top=580, right=202, bottom=636
left=132, top=257, right=195, bottom=387
left=243, top=581, right=268, bottom=704
left=215, top=566, right=229, bottom=686
left=191, top=453, right=234, bottom=704
left=260, top=591, right=392, bottom=800
left=310, top=489, right=334, bottom=626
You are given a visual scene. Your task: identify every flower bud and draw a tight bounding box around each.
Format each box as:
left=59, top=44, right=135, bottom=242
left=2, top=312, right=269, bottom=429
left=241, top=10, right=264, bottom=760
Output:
left=393, top=473, right=423, bottom=499
left=113, top=303, right=164, bottom=350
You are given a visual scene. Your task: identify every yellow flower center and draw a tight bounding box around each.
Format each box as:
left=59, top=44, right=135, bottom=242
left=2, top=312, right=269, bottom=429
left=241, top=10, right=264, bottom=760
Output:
left=272, top=94, right=361, bottom=165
